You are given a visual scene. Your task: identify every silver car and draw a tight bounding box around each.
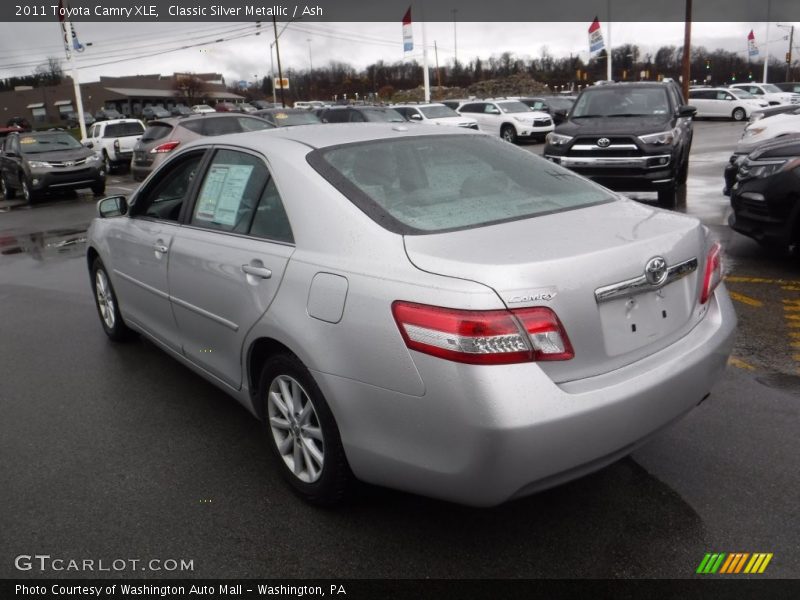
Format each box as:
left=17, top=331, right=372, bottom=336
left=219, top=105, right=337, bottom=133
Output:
left=86, top=124, right=736, bottom=506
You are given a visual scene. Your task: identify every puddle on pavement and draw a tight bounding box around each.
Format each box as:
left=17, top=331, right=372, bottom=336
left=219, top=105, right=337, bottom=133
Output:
left=0, top=226, right=89, bottom=261
left=755, top=373, right=800, bottom=395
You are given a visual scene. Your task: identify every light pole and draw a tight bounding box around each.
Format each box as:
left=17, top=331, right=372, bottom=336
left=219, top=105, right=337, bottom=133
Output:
left=777, top=24, right=795, bottom=81
left=269, top=17, right=296, bottom=107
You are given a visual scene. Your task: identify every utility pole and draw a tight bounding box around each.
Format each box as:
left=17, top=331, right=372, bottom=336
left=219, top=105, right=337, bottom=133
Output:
left=606, top=0, right=612, bottom=81
left=434, top=41, right=441, bottom=96
left=763, top=0, right=772, bottom=83
left=681, top=0, right=692, bottom=101
left=272, top=17, right=286, bottom=107
left=452, top=9, right=458, bottom=68
left=781, top=24, right=794, bottom=80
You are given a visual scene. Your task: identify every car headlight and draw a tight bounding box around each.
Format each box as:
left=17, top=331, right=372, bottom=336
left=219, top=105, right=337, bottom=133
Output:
left=27, top=161, right=52, bottom=168
left=742, top=158, right=800, bottom=179
left=742, top=126, right=765, bottom=138
left=546, top=132, right=572, bottom=146
left=638, top=129, right=676, bottom=145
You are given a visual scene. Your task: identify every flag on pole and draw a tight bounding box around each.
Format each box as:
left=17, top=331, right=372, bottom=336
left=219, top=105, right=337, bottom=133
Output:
left=588, top=17, right=605, bottom=54
left=402, top=7, right=413, bottom=53
left=57, top=0, right=85, bottom=53
left=747, top=30, right=759, bottom=57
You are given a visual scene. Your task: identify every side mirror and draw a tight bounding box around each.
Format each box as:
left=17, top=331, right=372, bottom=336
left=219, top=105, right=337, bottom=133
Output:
left=677, top=105, right=697, bottom=117
left=97, top=195, right=128, bottom=218
left=410, top=113, right=422, bottom=121
left=554, top=108, right=567, bottom=117
left=83, top=141, right=94, bottom=149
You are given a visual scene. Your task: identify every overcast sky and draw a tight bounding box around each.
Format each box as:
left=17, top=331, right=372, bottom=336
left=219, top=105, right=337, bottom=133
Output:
left=0, top=21, right=797, bottom=86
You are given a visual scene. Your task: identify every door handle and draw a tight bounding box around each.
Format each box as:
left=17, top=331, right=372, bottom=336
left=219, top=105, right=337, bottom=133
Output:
left=153, top=243, right=169, bottom=254
left=241, top=264, right=272, bottom=279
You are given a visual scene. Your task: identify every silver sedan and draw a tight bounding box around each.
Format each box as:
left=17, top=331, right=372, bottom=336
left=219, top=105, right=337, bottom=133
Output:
left=86, top=124, right=736, bottom=506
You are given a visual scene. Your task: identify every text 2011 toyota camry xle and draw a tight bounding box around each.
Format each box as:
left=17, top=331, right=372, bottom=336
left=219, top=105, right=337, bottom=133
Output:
left=86, top=124, right=736, bottom=506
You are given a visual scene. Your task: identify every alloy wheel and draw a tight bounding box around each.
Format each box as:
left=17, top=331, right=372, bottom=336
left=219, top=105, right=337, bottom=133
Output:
left=267, top=374, right=325, bottom=483
left=95, top=269, right=116, bottom=329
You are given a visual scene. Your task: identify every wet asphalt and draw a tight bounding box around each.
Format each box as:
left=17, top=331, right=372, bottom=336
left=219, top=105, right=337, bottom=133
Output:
left=0, top=121, right=798, bottom=579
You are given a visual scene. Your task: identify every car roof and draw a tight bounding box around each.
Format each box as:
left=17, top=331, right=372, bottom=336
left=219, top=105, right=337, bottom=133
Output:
left=189, top=122, right=477, bottom=152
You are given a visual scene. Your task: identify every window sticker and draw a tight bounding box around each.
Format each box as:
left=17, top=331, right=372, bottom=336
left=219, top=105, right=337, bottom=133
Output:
left=195, top=163, right=254, bottom=226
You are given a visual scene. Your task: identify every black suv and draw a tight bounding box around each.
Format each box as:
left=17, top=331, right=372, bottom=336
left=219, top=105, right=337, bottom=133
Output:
left=543, top=82, right=696, bottom=207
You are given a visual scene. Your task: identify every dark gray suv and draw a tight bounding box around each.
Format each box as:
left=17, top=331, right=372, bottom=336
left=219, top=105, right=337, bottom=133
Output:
left=0, top=130, right=105, bottom=203
left=544, top=82, right=696, bottom=207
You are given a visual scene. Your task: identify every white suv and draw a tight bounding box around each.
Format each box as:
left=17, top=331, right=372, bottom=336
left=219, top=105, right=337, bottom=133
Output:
left=456, top=99, right=553, bottom=143
left=81, top=119, right=145, bottom=173
left=729, top=83, right=800, bottom=106
left=393, top=103, right=478, bottom=129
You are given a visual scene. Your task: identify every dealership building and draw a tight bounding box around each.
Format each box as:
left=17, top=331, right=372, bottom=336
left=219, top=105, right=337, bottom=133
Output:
left=0, top=73, right=245, bottom=125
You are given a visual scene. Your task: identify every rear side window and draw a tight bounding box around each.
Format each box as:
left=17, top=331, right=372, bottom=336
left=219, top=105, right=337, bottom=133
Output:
left=140, top=124, right=173, bottom=142
left=103, top=122, right=145, bottom=137
left=238, top=117, right=274, bottom=131
left=309, top=135, right=613, bottom=234
left=323, top=110, right=349, bottom=123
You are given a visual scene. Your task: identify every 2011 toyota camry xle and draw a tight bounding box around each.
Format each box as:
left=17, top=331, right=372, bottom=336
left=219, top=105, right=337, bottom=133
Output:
left=86, top=123, right=736, bottom=507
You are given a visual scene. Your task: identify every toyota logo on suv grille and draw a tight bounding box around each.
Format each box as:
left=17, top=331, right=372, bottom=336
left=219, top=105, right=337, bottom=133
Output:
left=597, top=138, right=611, bottom=148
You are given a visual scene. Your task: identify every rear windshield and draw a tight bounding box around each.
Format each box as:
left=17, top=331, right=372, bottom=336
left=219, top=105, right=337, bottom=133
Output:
left=104, top=122, right=145, bottom=137
left=573, top=88, right=670, bottom=117
left=140, top=124, right=173, bottom=142
left=309, top=135, right=613, bottom=234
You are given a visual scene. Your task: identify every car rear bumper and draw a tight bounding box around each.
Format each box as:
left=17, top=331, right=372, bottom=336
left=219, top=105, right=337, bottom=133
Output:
left=314, top=287, right=736, bottom=506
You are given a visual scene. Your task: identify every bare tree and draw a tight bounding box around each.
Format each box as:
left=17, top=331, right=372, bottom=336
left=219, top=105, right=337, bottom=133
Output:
left=173, top=73, right=209, bottom=105
left=33, top=57, right=63, bottom=86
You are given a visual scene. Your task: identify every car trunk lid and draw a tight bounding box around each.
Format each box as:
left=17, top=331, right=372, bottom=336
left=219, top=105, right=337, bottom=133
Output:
left=403, top=200, right=710, bottom=383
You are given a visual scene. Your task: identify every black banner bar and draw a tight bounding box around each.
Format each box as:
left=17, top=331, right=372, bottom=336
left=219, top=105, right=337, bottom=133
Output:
left=3, top=579, right=800, bottom=600
left=2, top=0, right=800, bottom=23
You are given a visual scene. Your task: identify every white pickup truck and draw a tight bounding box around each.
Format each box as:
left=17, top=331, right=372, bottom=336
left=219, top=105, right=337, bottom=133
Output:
left=81, top=119, right=145, bottom=173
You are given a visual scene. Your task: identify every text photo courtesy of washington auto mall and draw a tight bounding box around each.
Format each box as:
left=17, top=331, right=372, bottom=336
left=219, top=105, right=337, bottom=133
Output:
left=1, top=0, right=800, bottom=598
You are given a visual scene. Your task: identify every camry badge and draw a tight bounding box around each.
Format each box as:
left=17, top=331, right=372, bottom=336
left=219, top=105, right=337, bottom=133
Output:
left=645, top=256, right=668, bottom=286
left=506, top=288, right=558, bottom=304
left=597, top=137, right=611, bottom=148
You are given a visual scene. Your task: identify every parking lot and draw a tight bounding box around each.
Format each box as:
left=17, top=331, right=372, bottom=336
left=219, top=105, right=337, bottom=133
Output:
left=1, top=120, right=798, bottom=579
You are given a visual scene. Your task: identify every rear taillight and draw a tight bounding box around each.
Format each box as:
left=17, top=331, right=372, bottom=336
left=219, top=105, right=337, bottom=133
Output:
left=150, top=141, right=180, bottom=154
left=113, top=139, right=120, bottom=152
left=391, top=301, right=574, bottom=365
left=700, top=241, right=722, bottom=304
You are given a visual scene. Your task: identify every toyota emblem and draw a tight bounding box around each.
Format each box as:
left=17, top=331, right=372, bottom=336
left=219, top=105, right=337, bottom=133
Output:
left=597, top=137, right=611, bottom=148
left=644, top=256, right=668, bottom=286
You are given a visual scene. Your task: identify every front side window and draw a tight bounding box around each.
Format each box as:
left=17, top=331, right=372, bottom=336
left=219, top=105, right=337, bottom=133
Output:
left=310, top=135, right=614, bottom=234
left=133, top=151, right=205, bottom=221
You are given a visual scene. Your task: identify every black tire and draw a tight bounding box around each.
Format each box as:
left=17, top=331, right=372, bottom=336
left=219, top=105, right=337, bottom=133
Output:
left=259, top=353, right=353, bottom=506
left=103, top=152, right=114, bottom=174
left=500, top=125, right=518, bottom=144
left=20, top=177, right=35, bottom=204
left=91, top=257, right=135, bottom=341
left=657, top=185, right=677, bottom=208
left=1, top=175, right=15, bottom=200
left=732, top=107, right=746, bottom=122
left=676, top=155, right=689, bottom=185
left=91, top=181, right=106, bottom=196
